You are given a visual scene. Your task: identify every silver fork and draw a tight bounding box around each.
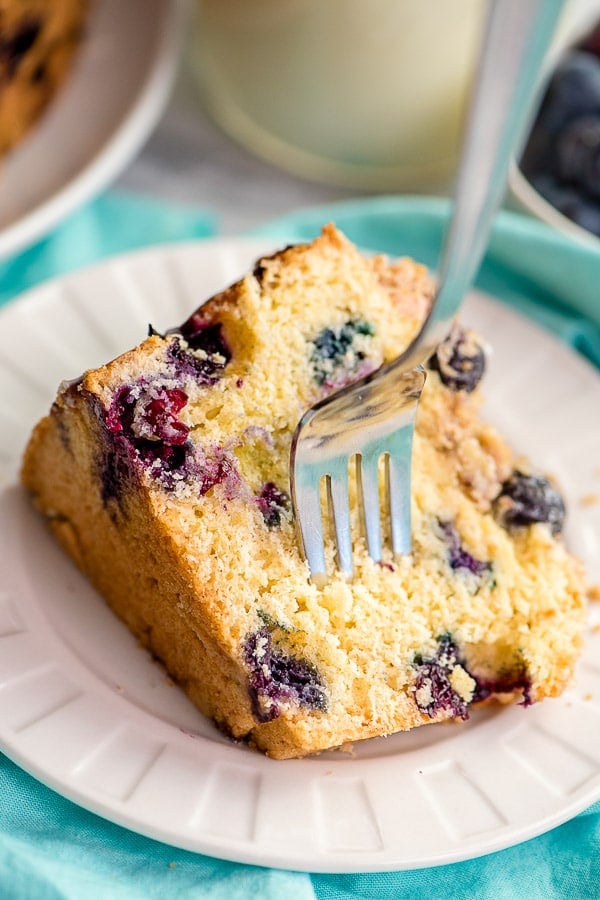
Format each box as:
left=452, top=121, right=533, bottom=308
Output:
left=290, top=0, right=565, bottom=582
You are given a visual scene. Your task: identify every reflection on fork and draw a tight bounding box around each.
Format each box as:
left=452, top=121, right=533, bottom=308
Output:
left=291, top=366, right=425, bottom=584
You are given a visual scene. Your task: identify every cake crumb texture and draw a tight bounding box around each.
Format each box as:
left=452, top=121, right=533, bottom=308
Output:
left=21, top=225, right=586, bottom=758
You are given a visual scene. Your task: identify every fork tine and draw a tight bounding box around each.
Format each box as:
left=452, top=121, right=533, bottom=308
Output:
left=291, top=366, right=425, bottom=579
left=357, top=450, right=382, bottom=563
left=327, top=458, right=353, bottom=578
left=386, top=426, right=415, bottom=556
left=293, top=470, right=327, bottom=581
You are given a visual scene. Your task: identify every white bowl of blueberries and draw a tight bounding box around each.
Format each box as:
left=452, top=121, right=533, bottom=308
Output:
left=510, top=9, right=600, bottom=246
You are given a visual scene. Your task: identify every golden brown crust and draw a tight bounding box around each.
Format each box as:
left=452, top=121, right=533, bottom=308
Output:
left=22, top=393, right=261, bottom=738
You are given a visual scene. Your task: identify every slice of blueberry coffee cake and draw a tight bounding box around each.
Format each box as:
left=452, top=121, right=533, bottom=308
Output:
left=21, top=225, right=586, bottom=758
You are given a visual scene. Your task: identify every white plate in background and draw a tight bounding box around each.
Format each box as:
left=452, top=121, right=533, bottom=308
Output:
left=0, top=0, right=185, bottom=261
left=0, top=238, right=599, bottom=873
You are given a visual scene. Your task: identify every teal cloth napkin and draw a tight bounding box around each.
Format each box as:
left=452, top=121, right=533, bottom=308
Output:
left=0, top=192, right=217, bottom=306
left=1, top=191, right=599, bottom=899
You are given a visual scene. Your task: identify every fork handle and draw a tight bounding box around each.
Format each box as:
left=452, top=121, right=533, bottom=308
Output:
left=390, top=0, right=565, bottom=373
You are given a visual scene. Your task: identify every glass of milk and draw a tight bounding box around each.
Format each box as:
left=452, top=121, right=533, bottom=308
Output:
left=192, top=0, right=486, bottom=190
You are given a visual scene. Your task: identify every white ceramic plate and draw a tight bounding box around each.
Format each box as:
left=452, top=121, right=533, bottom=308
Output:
left=1, top=239, right=599, bottom=873
left=0, top=0, right=184, bottom=261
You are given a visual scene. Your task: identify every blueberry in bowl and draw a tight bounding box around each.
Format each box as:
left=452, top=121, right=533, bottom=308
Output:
left=511, top=15, right=600, bottom=244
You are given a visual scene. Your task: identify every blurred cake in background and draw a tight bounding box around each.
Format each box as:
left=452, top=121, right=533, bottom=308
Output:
left=0, top=0, right=87, bottom=156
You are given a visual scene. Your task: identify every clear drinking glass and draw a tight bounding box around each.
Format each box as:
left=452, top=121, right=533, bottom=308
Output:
left=192, top=0, right=486, bottom=190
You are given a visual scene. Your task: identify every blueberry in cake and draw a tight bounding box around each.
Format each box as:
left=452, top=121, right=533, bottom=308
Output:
left=21, top=225, right=586, bottom=758
left=0, top=0, right=87, bottom=156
